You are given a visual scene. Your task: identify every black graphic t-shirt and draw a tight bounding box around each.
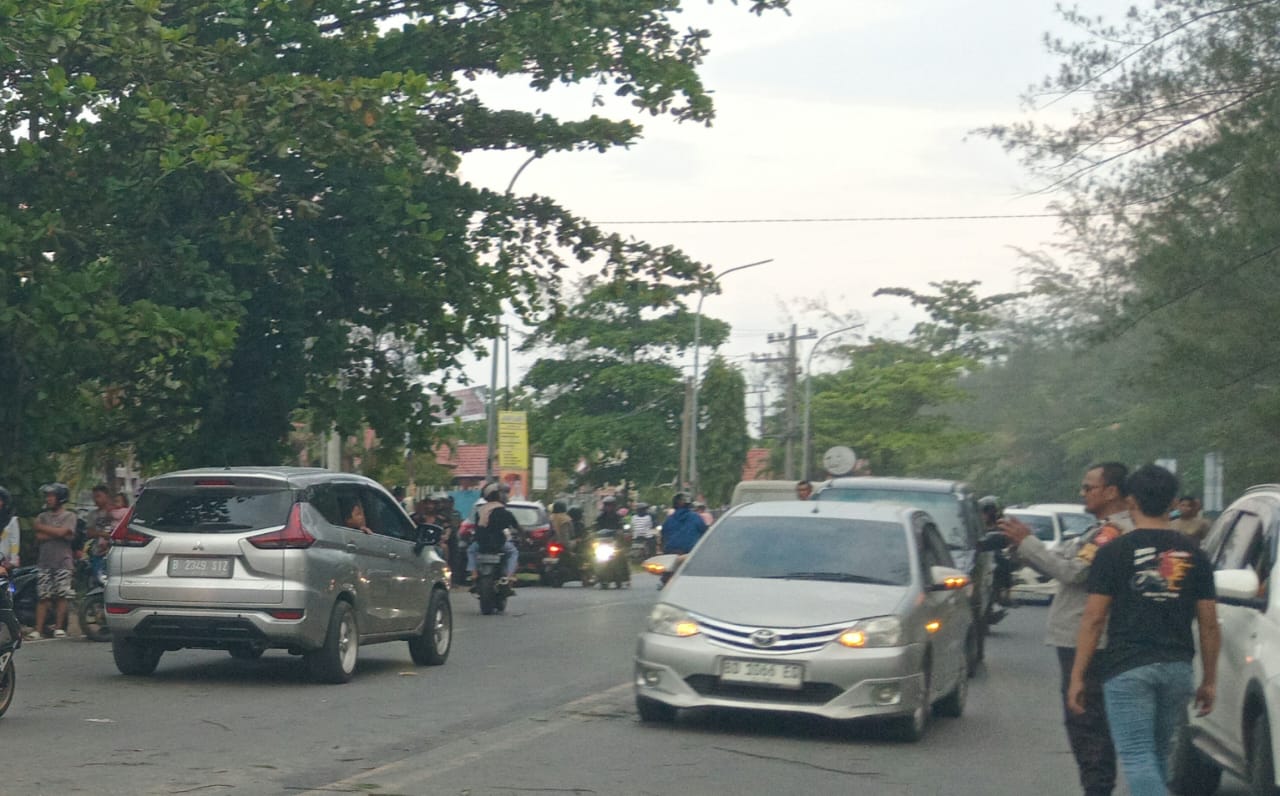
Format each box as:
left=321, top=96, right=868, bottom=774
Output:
left=1087, top=528, right=1216, bottom=681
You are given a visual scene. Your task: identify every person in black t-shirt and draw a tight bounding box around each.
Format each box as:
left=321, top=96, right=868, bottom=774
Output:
left=1068, top=464, right=1220, bottom=796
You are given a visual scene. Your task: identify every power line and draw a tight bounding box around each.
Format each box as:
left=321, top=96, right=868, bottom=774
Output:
left=597, top=212, right=1069, bottom=226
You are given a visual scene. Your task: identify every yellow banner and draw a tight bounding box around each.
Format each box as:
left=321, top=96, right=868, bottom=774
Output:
left=497, top=411, right=529, bottom=470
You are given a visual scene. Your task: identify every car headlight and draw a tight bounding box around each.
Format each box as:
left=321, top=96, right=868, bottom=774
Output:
left=648, top=603, right=700, bottom=637
left=837, top=616, right=903, bottom=648
left=594, top=541, right=615, bottom=562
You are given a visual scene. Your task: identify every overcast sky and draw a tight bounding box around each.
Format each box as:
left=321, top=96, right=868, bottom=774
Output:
left=455, top=0, right=1130, bottom=422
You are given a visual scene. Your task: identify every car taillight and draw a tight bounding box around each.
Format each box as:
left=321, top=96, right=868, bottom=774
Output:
left=530, top=526, right=550, bottom=540
left=248, top=504, right=316, bottom=550
left=547, top=543, right=563, bottom=557
left=109, top=508, right=153, bottom=547
left=267, top=609, right=304, bottom=620
left=105, top=604, right=134, bottom=615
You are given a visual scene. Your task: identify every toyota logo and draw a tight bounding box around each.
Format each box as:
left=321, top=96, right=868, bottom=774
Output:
left=750, top=629, right=778, bottom=648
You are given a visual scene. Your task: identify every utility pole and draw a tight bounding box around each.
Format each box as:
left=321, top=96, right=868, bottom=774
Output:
left=754, top=325, right=816, bottom=479
left=678, top=376, right=694, bottom=489
left=745, top=384, right=768, bottom=440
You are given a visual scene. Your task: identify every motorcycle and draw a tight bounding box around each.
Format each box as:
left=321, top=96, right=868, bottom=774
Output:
left=629, top=534, right=656, bottom=563
left=76, top=557, right=111, bottom=642
left=0, top=571, right=22, bottom=718
left=8, top=566, right=38, bottom=632
left=473, top=552, right=515, bottom=615
left=542, top=539, right=593, bottom=588
left=592, top=530, right=631, bottom=590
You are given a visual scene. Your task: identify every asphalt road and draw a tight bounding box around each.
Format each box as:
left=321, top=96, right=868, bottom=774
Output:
left=3, top=575, right=1249, bottom=795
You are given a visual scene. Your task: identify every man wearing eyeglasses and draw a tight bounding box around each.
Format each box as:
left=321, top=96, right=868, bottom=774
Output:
left=998, top=462, right=1133, bottom=796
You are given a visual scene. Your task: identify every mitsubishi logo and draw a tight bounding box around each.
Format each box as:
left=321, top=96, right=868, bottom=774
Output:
left=192, top=540, right=204, bottom=551
left=750, top=629, right=778, bottom=648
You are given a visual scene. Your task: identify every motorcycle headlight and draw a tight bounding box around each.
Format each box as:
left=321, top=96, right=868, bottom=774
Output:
left=594, top=542, right=615, bottom=562
left=648, top=603, right=700, bottom=637
left=837, top=616, right=903, bottom=648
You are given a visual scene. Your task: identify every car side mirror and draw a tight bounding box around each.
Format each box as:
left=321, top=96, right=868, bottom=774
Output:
left=415, top=523, right=443, bottom=552
left=976, top=531, right=1008, bottom=553
left=642, top=554, right=681, bottom=575
left=928, top=565, right=970, bottom=592
left=1215, top=568, right=1265, bottom=609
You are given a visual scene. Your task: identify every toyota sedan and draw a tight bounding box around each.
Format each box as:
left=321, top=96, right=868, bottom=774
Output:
left=634, top=501, right=973, bottom=741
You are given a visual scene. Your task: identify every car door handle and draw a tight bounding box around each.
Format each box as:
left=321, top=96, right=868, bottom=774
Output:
left=389, top=553, right=399, bottom=560
left=345, top=543, right=357, bottom=553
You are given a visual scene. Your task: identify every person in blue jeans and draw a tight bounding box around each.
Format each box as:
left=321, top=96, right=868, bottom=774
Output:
left=1068, top=464, right=1220, bottom=796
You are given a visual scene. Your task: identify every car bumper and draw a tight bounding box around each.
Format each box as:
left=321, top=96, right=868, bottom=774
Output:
left=634, top=632, right=927, bottom=721
left=105, top=585, right=332, bottom=650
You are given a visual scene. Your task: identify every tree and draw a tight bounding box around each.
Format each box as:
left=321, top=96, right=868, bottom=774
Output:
left=522, top=276, right=728, bottom=488
left=873, top=280, right=1023, bottom=360
left=0, top=0, right=787, bottom=488
left=697, top=356, right=748, bottom=506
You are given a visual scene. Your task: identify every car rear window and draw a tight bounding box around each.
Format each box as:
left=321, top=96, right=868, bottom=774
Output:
left=508, top=506, right=546, bottom=527
left=1007, top=512, right=1055, bottom=541
left=816, top=487, right=967, bottom=549
left=132, top=487, right=294, bottom=533
left=679, top=517, right=912, bottom=585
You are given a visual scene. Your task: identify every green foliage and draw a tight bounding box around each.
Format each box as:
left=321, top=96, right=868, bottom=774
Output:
left=0, top=0, right=786, bottom=485
left=697, top=356, right=748, bottom=506
left=873, top=280, right=1023, bottom=359
left=523, top=276, right=728, bottom=487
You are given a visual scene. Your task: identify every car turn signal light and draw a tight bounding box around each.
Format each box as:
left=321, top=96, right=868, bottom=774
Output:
left=674, top=620, right=699, bottom=637
left=925, top=620, right=941, bottom=634
left=942, top=576, right=969, bottom=590
left=643, top=561, right=667, bottom=574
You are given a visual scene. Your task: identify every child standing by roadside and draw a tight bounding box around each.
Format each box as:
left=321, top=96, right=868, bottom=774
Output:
left=30, top=483, right=76, bottom=639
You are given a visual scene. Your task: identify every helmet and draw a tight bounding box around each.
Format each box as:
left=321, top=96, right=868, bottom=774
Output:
left=672, top=492, right=689, bottom=508
left=978, top=495, right=1000, bottom=510
left=482, top=482, right=503, bottom=500
left=552, top=500, right=567, bottom=513
left=636, top=502, right=649, bottom=513
left=602, top=495, right=617, bottom=505
left=567, top=506, right=584, bottom=520
left=40, top=482, right=70, bottom=506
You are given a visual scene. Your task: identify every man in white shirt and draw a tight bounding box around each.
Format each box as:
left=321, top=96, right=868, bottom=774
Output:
left=0, top=487, right=18, bottom=574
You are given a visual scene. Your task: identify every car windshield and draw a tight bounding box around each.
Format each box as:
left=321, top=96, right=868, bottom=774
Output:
left=816, top=487, right=967, bottom=549
left=1007, top=512, right=1055, bottom=541
left=678, top=516, right=912, bottom=585
left=1059, top=512, right=1095, bottom=537
left=133, top=488, right=294, bottom=533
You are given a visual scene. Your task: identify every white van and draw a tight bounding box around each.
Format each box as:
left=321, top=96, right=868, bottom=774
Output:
left=730, top=479, right=816, bottom=506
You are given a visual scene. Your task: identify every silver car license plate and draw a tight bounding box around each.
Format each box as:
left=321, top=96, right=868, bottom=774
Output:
left=720, top=658, right=803, bottom=689
left=167, top=557, right=234, bottom=579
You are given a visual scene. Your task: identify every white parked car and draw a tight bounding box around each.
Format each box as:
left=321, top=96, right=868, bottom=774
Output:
left=1170, top=485, right=1280, bottom=794
left=1006, top=504, right=1095, bottom=603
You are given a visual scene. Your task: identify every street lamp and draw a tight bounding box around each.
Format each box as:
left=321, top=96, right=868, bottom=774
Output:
left=688, top=258, right=774, bottom=499
left=487, top=152, right=542, bottom=480
left=802, top=324, right=862, bottom=480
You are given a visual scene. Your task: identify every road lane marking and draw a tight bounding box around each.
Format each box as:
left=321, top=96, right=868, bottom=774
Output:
left=293, top=682, right=634, bottom=794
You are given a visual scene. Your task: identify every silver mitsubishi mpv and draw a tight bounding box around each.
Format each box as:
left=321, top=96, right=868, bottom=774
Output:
left=105, top=467, right=452, bottom=683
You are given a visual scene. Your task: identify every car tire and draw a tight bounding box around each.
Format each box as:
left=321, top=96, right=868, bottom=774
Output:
left=228, top=642, right=267, bottom=660
left=78, top=594, right=111, bottom=642
left=1168, top=722, right=1222, bottom=795
left=305, top=600, right=358, bottom=684
left=112, top=636, right=163, bottom=676
left=546, top=568, right=565, bottom=589
left=887, top=665, right=931, bottom=742
left=0, top=657, right=14, bottom=718
left=1250, top=713, right=1279, bottom=796
left=636, top=694, right=677, bottom=723
left=409, top=588, right=451, bottom=666
left=934, top=666, right=967, bottom=718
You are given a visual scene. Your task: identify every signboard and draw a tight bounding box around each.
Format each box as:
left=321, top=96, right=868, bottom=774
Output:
left=532, top=455, right=549, bottom=491
left=497, top=411, right=529, bottom=470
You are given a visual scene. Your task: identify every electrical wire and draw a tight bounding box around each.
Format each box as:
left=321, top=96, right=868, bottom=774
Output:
left=596, top=212, right=1069, bottom=225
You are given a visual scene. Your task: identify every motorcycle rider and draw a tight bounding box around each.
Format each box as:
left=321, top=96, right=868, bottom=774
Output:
left=660, top=492, right=707, bottom=556
left=980, top=495, right=1014, bottom=608
left=0, top=487, right=16, bottom=577
left=467, top=482, right=521, bottom=588
left=595, top=495, right=623, bottom=532
left=549, top=501, right=574, bottom=546
left=630, top=502, right=657, bottom=559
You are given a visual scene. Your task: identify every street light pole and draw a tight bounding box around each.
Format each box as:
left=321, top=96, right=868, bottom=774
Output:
left=486, top=152, right=541, bottom=481
left=688, top=258, right=774, bottom=499
left=802, top=324, right=862, bottom=480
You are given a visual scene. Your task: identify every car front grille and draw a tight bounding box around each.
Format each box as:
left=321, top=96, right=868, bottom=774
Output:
left=692, top=613, right=848, bottom=655
left=685, top=675, right=842, bottom=704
